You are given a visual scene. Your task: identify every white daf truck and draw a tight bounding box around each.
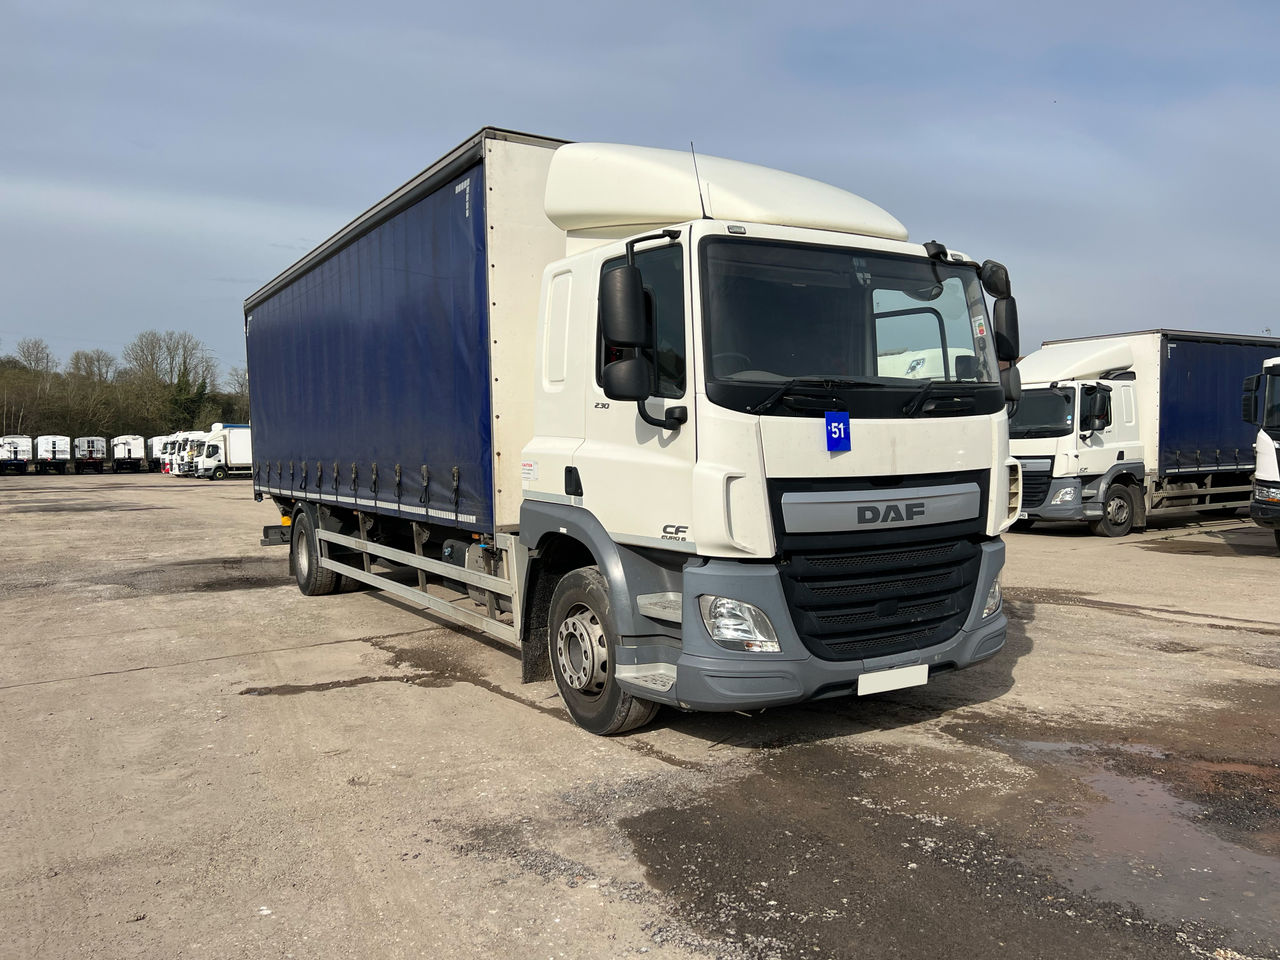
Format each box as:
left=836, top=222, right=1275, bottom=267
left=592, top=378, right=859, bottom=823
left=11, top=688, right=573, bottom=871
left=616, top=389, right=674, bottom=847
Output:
left=196, top=423, right=252, bottom=480
left=247, top=129, right=1023, bottom=734
left=1243, top=356, right=1280, bottom=552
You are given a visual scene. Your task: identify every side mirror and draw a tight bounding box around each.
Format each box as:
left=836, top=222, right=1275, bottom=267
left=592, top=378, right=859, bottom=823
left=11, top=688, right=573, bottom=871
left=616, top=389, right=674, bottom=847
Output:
left=1001, top=363, right=1021, bottom=403
left=980, top=260, right=1011, bottom=299
left=993, top=297, right=1019, bottom=363
left=1242, top=374, right=1261, bottom=424
left=600, top=266, right=648, bottom=347
left=602, top=356, right=652, bottom=402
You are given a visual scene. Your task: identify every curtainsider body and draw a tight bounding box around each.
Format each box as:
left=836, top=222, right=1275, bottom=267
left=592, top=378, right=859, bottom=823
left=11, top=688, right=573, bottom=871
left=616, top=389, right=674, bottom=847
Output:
left=247, top=127, right=1023, bottom=734
left=1010, top=330, right=1280, bottom=536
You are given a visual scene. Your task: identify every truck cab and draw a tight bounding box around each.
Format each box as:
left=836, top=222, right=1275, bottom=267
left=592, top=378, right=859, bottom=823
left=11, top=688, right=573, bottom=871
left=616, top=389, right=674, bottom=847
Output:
left=1244, top=357, right=1280, bottom=551
left=1010, top=376, right=1141, bottom=531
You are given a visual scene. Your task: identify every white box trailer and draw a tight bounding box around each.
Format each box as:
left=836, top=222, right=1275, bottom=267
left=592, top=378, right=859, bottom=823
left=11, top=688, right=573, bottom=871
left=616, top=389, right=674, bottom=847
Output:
left=1, top=435, right=33, bottom=475
left=146, top=436, right=167, bottom=473
left=34, top=435, right=71, bottom=474
left=111, top=435, right=146, bottom=472
left=196, top=423, right=252, bottom=480
left=73, top=436, right=107, bottom=474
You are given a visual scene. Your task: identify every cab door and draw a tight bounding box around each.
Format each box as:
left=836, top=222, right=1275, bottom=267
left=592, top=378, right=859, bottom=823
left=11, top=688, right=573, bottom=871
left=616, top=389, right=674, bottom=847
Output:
left=573, top=240, right=699, bottom=554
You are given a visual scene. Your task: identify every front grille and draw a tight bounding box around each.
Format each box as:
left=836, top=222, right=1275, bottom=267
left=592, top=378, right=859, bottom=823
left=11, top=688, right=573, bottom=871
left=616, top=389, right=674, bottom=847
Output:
left=1021, top=470, right=1051, bottom=509
left=778, top=536, right=983, bottom=662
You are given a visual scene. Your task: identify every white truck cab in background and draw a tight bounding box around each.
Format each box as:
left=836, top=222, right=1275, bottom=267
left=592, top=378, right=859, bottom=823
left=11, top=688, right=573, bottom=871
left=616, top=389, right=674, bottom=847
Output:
left=196, top=423, right=252, bottom=480
left=1010, top=330, right=1280, bottom=536
left=1243, top=356, right=1280, bottom=552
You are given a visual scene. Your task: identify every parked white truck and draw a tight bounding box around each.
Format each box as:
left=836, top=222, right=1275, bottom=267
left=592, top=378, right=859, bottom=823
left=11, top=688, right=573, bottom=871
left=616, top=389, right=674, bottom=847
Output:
left=196, top=423, right=251, bottom=480
left=247, top=128, right=1023, bottom=734
left=1, top=435, right=33, bottom=474
left=146, top=436, right=167, bottom=473
left=34, top=435, right=71, bottom=474
left=111, top=435, right=146, bottom=472
left=1243, top=356, right=1280, bottom=553
left=1010, top=330, right=1280, bottom=536
left=73, top=436, right=107, bottom=474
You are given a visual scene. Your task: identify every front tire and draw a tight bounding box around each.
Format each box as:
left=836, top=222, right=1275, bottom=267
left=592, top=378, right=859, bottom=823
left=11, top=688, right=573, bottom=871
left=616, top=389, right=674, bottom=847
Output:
left=1089, top=484, right=1136, bottom=537
left=548, top=566, right=658, bottom=735
left=291, top=509, right=340, bottom=596
left=212, top=465, right=228, bottom=481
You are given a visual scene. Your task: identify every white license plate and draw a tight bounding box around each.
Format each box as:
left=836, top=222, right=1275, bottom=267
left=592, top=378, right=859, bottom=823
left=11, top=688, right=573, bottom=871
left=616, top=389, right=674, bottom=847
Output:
left=857, top=663, right=928, bottom=696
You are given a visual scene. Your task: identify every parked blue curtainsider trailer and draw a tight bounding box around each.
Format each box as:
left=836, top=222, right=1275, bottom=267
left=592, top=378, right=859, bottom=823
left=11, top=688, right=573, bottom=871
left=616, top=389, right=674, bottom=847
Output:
left=1010, top=329, right=1280, bottom=535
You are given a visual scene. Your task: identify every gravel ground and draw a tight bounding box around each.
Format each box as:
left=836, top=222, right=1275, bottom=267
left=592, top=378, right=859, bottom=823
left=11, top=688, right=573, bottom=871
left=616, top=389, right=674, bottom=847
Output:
left=2, top=472, right=1277, bottom=959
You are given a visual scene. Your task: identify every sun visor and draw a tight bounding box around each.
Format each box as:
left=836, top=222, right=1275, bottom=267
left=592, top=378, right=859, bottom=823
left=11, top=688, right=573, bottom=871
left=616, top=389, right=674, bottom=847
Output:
left=544, top=142, right=909, bottom=242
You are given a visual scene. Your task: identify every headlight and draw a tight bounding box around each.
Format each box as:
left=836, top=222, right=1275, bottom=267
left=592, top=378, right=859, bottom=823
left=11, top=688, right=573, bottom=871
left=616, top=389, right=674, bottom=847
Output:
left=698, top=596, right=781, bottom=652
left=982, top=578, right=1002, bottom=619
left=1255, top=483, right=1280, bottom=503
left=1050, top=486, right=1078, bottom=505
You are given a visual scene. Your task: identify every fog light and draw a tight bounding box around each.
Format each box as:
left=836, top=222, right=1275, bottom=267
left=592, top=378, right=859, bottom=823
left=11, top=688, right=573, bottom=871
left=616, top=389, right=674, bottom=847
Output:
left=698, top=596, right=781, bottom=652
left=982, top=578, right=1002, bottom=619
left=1050, top=486, right=1078, bottom=505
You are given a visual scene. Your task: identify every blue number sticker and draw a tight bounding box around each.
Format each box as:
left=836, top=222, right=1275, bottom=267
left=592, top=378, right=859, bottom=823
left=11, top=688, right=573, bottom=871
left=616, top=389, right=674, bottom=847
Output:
left=825, top=412, right=851, bottom=452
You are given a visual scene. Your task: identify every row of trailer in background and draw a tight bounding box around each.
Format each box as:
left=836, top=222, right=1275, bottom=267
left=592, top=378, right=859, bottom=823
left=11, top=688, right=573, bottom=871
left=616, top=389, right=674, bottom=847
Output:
left=0, top=424, right=252, bottom=479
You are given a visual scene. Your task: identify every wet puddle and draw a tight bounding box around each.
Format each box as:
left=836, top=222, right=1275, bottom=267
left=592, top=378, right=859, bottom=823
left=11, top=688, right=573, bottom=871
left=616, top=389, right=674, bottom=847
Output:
left=1010, top=740, right=1280, bottom=949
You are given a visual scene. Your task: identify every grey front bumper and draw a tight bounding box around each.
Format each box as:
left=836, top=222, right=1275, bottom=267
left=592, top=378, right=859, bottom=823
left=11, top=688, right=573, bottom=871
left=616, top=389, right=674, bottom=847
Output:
left=617, top=540, right=1007, bottom=712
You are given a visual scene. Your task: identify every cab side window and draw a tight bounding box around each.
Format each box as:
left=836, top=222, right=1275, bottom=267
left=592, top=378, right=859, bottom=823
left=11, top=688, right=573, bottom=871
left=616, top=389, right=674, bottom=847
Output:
left=598, top=245, right=685, bottom=399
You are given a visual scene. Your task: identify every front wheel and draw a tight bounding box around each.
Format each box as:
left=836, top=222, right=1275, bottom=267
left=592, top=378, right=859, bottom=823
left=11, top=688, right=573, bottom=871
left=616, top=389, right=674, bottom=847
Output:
left=548, top=566, right=658, bottom=735
left=1089, top=485, right=1136, bottom=538
left=212, top=465, right=228, bottom=481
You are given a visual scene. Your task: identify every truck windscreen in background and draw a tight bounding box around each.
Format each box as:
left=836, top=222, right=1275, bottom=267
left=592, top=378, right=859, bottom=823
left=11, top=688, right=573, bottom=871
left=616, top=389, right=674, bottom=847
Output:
left=1009, top=387, right=1076, bottom=439
left=698, top=238, right=1004, bottom=419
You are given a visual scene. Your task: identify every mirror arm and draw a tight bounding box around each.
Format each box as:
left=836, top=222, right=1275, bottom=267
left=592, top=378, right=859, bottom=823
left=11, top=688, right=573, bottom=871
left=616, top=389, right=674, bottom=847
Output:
left=625, top=228, right=682, bottom=266
left=637, top=402, right=687, bottom=431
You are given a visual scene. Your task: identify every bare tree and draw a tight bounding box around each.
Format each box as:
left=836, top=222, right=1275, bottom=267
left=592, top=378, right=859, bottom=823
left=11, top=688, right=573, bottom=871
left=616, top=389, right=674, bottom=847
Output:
left=68, top=348, right=119, bottom=382
left=122, top=330, right=217, bottom=389
left=16, top=337, right=58, bottom=374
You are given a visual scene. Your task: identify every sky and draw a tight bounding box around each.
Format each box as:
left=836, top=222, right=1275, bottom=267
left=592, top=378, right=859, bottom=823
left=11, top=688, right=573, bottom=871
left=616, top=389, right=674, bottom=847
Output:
left=3, top=0, right=1279, bottom=381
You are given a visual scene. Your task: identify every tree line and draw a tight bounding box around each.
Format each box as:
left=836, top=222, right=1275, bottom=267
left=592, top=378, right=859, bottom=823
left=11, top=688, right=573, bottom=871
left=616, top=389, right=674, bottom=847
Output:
left=0, top=331, right=249, bottom=441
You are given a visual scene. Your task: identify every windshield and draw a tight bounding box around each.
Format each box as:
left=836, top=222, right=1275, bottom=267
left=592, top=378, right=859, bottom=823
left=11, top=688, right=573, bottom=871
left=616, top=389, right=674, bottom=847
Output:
left=1264, top=372, right=1280, bottom=432
left=699, top=238, right=1002, bottom=417
left=1009, top=387, right=1076, bottom=439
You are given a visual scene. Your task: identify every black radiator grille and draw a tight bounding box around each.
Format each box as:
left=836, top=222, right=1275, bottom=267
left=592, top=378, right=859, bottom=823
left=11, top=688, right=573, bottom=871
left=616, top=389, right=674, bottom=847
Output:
left=1020, top=470, right=1052, bottom=509
left=778, top=536, right=983, bottom=662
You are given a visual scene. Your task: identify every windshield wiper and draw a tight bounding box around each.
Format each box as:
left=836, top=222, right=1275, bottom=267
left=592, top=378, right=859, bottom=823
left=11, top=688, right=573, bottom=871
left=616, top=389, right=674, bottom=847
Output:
left=747, top=377, right=883, bottom=415
left=902, top=380, right=977, bottom=417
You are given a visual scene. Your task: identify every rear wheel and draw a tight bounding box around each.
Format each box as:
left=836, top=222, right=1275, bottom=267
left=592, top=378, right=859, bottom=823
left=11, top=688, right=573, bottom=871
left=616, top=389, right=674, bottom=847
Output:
left=1274, top=531, right=1280, bottom=555
left=1089, top=484, right=1136, bottom=538
left=548, top=566, right=658, bottom=735
left=291, top=510, right=340, bottom=596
